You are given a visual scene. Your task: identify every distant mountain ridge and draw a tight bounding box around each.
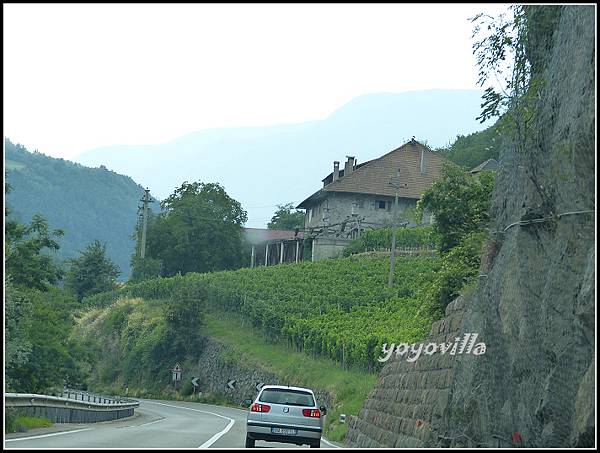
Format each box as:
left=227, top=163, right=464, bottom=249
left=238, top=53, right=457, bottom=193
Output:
left=5, top=139, right=158, bottom=280
left=74, top=90, right=491, bottom=227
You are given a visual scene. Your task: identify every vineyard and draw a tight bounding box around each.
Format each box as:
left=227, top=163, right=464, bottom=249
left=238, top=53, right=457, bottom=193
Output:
left=84, top=254, right=442, bottom=370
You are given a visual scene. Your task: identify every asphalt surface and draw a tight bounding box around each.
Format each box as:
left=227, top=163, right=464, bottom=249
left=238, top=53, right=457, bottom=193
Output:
left=4, top=399, right=344, bottom=449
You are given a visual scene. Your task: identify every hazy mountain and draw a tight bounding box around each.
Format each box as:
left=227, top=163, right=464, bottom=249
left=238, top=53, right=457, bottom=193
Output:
left=74, top=90, right=491, bottom=227
left=5, top=139, right=159, bottom=280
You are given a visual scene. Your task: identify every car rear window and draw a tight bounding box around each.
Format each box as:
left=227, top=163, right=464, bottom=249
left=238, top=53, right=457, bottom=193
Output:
left=259, top=388, right=315, bottom=407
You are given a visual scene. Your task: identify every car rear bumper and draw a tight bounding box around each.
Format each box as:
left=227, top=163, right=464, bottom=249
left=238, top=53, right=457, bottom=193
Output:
left=246, top=421, right=322, bottom=444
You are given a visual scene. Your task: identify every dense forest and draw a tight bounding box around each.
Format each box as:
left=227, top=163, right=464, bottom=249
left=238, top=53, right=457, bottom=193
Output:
left=5, top=139, right=158, bottom=279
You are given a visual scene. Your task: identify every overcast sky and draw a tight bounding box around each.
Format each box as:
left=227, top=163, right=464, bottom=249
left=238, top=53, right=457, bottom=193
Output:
left=4, top=3, right=512, bottom=160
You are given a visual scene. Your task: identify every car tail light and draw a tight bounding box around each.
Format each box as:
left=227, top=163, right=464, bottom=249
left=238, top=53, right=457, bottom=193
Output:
left=302, top=409, right=321, bottom=418
left=251, top=403, right=271, bottom=413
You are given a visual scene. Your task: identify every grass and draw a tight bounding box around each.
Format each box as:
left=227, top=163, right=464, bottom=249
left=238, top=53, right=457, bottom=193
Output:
left=204, top=311, right=379, bottom=442
left=5, top=411, right=52, bottom=433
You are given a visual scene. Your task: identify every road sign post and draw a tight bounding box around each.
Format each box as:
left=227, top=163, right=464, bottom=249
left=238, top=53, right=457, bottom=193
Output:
left=171, top=363, right=182, bottom=389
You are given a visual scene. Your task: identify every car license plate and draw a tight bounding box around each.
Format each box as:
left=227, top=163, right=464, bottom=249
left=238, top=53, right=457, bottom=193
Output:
left=271, top=427, right=297, bottom=435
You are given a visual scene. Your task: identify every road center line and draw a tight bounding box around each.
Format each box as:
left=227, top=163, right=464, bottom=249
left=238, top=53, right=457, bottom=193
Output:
left=5, top=428, right=93, bottom=442
left=143, top=401, right=236, bottom=448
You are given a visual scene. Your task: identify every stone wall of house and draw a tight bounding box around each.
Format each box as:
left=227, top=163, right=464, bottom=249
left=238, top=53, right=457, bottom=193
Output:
left=311, top=237, right=353, bottom=261
left=306, top=192, right=417, bottom=230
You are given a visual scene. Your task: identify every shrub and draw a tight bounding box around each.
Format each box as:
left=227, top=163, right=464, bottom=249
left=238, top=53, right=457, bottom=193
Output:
left=343, top=226, right=441, bottom=256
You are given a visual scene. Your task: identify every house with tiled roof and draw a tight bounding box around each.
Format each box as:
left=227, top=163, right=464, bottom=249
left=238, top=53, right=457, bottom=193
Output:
left=296, top=138, right=449, bottom=260
left=470, top=158, right=498, bottom=174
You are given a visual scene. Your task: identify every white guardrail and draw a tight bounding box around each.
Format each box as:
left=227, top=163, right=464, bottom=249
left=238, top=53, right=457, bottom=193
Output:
left=5, top=389, right=139, bottom=410
left=5, top=389, right=139, bottom=423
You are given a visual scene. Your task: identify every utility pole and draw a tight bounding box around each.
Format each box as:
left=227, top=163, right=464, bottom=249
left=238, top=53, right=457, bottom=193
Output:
left=140, top=188, right=150, bottom=258
left=388, top=170, right=406, bottom=287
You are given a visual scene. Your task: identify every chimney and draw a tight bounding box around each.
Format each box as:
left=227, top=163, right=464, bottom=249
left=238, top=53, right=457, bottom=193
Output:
left=333, top=161, right=340, bottom=181
left=420, top=149, right=426, bottom=173
left=344, top=156, right=355, bottom=176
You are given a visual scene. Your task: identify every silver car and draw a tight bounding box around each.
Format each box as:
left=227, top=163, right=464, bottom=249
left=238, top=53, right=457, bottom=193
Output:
left=245, top=385, right=326, bottom=448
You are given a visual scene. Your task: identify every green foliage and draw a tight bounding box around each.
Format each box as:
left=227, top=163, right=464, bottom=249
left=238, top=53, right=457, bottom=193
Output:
left=179, top=379, right=195, bottom=397
left=163, top=282, right=206, bottom=357
left=7, top=287, right=90, bottom=393
left=5, top=413, right=52, bottom=433
left=425, top=232, right=487, bottom=315
left=129, top=255, right=162, bottom=283
left=65, top=240, right=121, bottom=301
left=343, top=226, right=440, bottom=256
left=416, top=164, right=495, bottom=252
left=121, top=309, right=172, bottom=387
left=84, top=254, right=442, bottom=371
left=73, top=296, right=206, bottom=392
left=5, top=213, right=64, bottom=290
left=5, top=138, right=151, bottom=280
left=471, top=5, right=561, bottom=127
left=471, top=5, right=529, bottom=123
left=267, top=203, right=304, bottom=230
left=4, top=277, right=32, bottom=391
left=144, top=181, right=248, bottom=276
left=437, top=121, right=502, bottom=170
left=104, top=302, right=135, bottom=332
left=5, top=408, right=18, bottom=433
left=5, top=208, right=92, bottom=394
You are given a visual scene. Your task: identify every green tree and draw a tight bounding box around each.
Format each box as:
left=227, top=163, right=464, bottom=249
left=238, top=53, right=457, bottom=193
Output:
left=5, top=213, right=64, bottom=290
left=437, top=120, right=502, bottom=170
left=471, top=5, right=561, bottom=126
left=65, top=240, right=121, bottom=301
left=4, top=276, right=32, bottom=390
left=129, top=255, right=163, bottom=283
left=416, top=164, right=495, bottom=252
left=267, top=203, right=304, bottom=230
left=145, top=181, right=248, bottom=276
left=7, top=286, right=90, bottom=392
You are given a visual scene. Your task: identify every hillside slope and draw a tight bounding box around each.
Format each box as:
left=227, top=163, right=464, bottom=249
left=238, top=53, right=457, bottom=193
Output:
left=73, top=253, right=445, bottom=440
left=5, top=139, right=158, bottom=279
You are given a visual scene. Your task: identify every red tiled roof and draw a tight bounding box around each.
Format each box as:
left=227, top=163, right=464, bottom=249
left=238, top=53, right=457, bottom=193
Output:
left=323, top=139, right=449, bottom=198
left=297, top=139, right=451, bottom=208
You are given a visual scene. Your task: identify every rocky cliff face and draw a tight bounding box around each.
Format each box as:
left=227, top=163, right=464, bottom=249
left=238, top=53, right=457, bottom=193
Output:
left=346, top=5, right=595, bottom=448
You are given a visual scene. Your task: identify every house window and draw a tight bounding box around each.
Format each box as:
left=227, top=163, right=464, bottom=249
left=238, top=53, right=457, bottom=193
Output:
left=308, top=209, right=313, bottom=223
left=376, top=200, right=391, bottom=210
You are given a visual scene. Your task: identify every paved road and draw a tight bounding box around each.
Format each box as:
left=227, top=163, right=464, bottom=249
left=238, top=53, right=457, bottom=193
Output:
left=4, top=399, right=342, bottom=449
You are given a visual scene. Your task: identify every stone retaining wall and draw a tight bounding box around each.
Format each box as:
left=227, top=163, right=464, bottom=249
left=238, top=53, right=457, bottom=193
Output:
left=345, top=295, right=468, bottom=447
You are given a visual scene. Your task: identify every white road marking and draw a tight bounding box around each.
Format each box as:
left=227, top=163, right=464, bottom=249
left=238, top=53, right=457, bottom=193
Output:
left=119, top=418, right=165, bottom=429
left=321, top=437, right=341, bottom=448
left=197, top=418, right=235, bottom=449
left=143, top=401, right=236, bottom=448
left=5, top=428, right=93, bottom=442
